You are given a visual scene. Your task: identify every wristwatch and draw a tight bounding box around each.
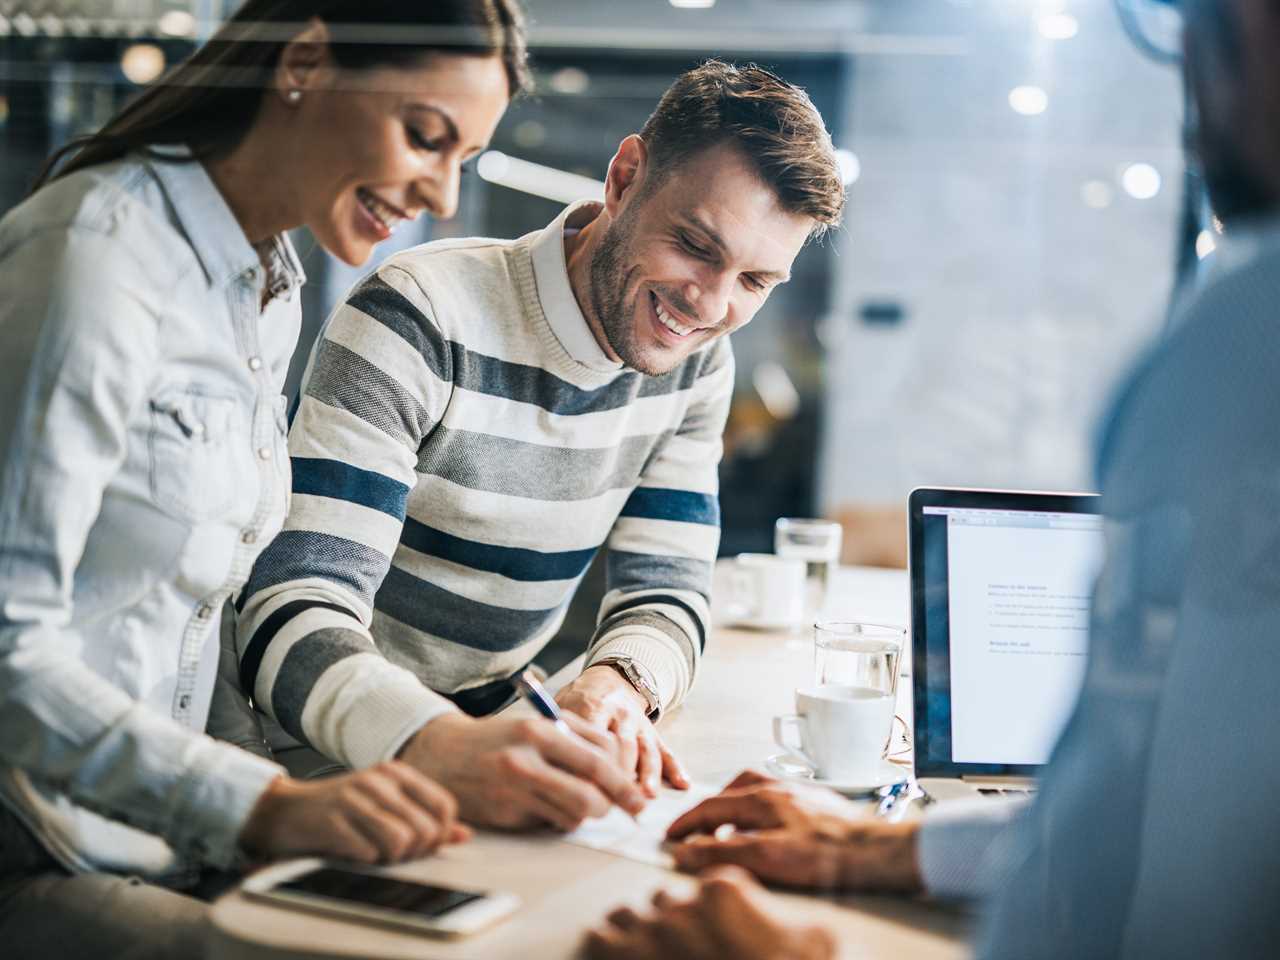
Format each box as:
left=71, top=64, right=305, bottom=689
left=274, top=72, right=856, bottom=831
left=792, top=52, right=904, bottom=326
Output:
left=597, top=657, right=663, bottom=721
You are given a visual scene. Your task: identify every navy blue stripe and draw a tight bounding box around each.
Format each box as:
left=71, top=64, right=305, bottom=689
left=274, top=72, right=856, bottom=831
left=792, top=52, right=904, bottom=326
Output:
left=291, top=457, right=410, bottom=518
left=400, top=517, right=598, bottom=582
left=347, top=275, right=453, bottom=382
left=239, top=599, right=360, bottom=701
left=375, top=565, right=565, bottom=652
left=619, top=487, right=720, bottom=526
left=243, top=531, right=392, bottom=609
left=607, top=551, right=713, bottom=600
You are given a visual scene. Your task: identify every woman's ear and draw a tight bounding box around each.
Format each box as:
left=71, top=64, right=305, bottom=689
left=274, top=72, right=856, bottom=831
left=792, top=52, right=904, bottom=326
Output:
left=603, top=134, right=651, bottom=218
left=274, top=17, right=331, bottom=106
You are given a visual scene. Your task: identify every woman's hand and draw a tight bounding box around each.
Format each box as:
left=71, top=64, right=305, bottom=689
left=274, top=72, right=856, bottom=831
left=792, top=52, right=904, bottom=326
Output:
left=238, top=762, right=469, bottom=864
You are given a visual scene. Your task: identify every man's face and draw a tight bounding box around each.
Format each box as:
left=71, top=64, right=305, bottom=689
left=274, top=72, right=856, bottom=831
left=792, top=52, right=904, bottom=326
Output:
left=588, top=142, right=814, bottom=376
left=1184, top=0, right=1280, bottom=223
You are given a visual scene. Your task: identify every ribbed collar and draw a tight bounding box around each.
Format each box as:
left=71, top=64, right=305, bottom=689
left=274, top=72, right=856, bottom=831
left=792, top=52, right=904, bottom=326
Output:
left=529, top=200, right=623, bottom=373
left=145, top=148, right=305, bottom=302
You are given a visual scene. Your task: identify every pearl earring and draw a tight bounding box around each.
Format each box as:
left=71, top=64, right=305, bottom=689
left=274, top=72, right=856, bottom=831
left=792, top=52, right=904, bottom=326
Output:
left=286, top=89, right=302, bottom=104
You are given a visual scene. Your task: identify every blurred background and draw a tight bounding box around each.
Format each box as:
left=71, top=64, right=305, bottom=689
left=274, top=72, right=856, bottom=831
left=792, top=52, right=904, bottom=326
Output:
left=0, top=0, right=1195, bottom=571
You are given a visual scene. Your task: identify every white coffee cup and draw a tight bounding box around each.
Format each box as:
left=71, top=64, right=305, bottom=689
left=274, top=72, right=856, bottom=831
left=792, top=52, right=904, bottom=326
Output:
left=721, top=553, right=805, bottom=627
left=773, top=683, right=895, bottom=782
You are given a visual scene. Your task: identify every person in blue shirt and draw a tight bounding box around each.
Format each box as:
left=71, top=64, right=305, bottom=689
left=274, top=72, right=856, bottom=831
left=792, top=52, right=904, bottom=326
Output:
left=0, top=2, right=543, bottom=957
left=584, top=0, right=1280, bottom=956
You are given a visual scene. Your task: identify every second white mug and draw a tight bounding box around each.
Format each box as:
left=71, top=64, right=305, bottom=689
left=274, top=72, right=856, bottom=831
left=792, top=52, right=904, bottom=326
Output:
left=721, top=553, right=805, bottom=628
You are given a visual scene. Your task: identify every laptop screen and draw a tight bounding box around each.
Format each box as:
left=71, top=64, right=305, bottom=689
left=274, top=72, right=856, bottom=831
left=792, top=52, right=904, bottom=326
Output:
left=909, top=489, right=1104, bottom=777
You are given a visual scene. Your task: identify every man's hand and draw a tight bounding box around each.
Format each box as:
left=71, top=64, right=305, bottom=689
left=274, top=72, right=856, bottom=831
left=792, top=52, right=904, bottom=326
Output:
left=556, top=664, right=689, bottom=797
left=582, top=866, right=836, bottom=960
left=239, top=763, right=469, bottom=864
left=664, top=770, right=924, bottom=893
left=399, top=712, right=647, bottom=832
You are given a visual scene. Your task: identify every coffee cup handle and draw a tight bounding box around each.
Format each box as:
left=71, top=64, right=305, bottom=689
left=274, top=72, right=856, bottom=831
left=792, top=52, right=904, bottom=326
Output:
left=772, top=714, right=815, bottom=769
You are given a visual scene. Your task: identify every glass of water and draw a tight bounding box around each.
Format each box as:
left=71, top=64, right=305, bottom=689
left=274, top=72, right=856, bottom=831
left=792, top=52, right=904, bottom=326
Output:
left=813, top=621, right=904, bottom=696
left=775, top=518, right=843, bottom=624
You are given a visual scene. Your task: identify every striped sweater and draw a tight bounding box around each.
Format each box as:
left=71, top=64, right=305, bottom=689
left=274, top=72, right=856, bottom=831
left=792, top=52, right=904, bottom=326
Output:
left=235, top=202, right=733, bottom=769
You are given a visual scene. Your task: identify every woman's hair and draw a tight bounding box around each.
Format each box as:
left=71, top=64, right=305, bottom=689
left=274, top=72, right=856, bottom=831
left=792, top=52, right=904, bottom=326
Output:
left=32, top=0, right=529, bottom=191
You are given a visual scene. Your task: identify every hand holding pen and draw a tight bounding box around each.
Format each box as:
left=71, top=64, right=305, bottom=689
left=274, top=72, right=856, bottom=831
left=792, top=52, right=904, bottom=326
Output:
left=516, top=669, right=645, bottom=823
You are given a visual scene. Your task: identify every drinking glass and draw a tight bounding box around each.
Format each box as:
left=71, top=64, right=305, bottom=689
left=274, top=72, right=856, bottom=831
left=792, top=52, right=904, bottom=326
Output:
left=813, top=621, right=904, bottom=696
left=774, top=518, right=842, bottom=624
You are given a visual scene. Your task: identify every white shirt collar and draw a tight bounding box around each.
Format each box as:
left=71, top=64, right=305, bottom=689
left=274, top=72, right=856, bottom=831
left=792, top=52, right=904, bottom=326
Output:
left=529, top=200, right=623, bottom=373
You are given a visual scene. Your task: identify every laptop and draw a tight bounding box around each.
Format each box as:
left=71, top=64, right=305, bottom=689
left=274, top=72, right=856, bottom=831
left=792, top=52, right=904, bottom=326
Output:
left=907, top=487, right=1104, bottom=803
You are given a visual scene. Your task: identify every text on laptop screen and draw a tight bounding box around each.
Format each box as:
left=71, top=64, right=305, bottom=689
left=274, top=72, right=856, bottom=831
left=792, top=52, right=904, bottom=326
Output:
left=922, top=506, right=1105, bottom=766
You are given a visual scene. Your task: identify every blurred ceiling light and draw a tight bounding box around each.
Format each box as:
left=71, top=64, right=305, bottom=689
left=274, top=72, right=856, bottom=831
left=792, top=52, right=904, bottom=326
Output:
left=477, top=151, right=604, bottom=205
left=1038, top=12, right=1079, bottom=39
left=752, top=362, right=800, bottom=421
left=38, top=14, right=64, bottom=37
left=548, top=66, right=589, bottom=95
left=1120, top=162, right=1161, bottom=200
left=835, top=149, right=861, bottom=186
left=12, top=12, right=36, bottom=36
left=158, top=10, right=197, bottom=37
left=121, top=44, right=166, bottom=85
left=1008, top=85, right=1048, bottom=116
left=1195, top=229, right=1217, bottom=260
left=513, top=120, right=547, bottom=149
left=0, top=15, right=10, bottom=37
left=1081, top=180, right=1114, bottom=209
left=670, top=0, right=716, bottom=7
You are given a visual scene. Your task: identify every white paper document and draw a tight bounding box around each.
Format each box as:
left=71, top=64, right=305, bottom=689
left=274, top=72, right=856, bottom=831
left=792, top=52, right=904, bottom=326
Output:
left=563, top=783, right=719, bottom=868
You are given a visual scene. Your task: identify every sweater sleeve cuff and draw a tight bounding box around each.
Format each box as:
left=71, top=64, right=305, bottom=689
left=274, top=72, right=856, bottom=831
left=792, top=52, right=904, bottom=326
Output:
left=917, top=797, right=1024, bottom=900
left=586, top=633, right=689, bottom=713
left=298, top=653, right=459, bottom=769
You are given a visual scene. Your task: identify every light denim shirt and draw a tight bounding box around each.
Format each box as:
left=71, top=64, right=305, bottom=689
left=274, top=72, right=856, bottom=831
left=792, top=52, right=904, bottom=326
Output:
left=0, top=152, right=300, bottom=881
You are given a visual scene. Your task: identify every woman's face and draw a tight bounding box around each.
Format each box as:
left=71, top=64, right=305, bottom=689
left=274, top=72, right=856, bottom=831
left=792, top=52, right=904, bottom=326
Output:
left=299, top=53, right=510, bottom=266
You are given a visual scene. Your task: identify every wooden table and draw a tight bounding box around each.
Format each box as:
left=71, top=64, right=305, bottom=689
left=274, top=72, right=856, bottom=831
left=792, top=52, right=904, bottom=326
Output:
left=207, top=566, right=973, bottom=959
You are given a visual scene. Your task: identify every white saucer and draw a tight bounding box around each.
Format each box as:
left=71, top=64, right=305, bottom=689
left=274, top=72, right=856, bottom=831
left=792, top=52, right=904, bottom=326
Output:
left=765, top=754, right=908, bottom=796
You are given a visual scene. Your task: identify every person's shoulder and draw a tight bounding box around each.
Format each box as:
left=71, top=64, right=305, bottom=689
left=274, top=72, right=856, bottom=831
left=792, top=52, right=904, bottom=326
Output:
left=380, top=234, right=516, bottom=288
left=357, top=234, right=523, bottom=331
left=0, top=158, right=192, bottom=271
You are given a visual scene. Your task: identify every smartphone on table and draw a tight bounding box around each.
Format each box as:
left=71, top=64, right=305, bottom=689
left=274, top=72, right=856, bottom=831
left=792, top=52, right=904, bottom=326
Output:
left=241, top=858, right=521, bottom=938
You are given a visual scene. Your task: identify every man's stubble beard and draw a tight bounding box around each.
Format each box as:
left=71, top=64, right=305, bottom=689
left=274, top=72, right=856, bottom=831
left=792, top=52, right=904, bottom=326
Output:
left=588, top=202, right=680, bottom=377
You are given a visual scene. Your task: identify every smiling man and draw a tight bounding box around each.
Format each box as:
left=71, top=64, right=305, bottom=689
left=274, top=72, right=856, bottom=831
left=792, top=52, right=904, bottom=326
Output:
left=232, top=61, right=845, bottom=831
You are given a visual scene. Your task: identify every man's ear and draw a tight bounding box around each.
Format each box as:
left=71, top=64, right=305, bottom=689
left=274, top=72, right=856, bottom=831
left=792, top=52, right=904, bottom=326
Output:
left=274, top=17, right=331, bottom=106
left=603, top=134, right=651, bottom=218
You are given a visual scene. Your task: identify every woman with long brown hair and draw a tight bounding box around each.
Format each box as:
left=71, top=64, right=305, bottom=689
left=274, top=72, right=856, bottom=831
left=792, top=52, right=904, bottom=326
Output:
left=0, top=1, right=526, bottom=955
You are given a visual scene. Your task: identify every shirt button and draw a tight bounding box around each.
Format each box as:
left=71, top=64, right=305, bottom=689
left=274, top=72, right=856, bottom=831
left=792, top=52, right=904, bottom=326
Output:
left=241, top=529, right=258, bottom=545
left=248, top=356, right=263, bottom=372
left=257, top=446, right=272, bottom=461
left=196, top=604, right=214, bottom=620
left=178, top=694, right=191, bottom=710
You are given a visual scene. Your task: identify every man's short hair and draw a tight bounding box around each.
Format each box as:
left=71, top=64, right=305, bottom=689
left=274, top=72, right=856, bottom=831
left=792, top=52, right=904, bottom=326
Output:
left=639, top=60, right=846, bottom=237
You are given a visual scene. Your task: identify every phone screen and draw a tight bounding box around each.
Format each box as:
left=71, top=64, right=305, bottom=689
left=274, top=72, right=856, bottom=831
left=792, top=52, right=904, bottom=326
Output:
left=279, top=868, right=483, bottom=919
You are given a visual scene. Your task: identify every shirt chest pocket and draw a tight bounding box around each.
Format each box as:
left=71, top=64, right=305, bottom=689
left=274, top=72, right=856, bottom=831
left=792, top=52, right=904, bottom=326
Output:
left=148, top=388, right=240, bottom=522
